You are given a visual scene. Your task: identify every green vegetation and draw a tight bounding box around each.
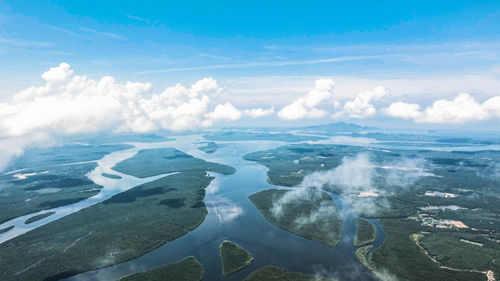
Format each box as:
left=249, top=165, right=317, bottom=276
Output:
left=204, top=131, right=326, bottom=142
left=246, top=143, right=500, bottom=281
left=112, top=147, right=235, bottom=178
left=25, top=211, right=55, bottom=224
left=244, top=144, right=352, bottom=186
left=119, top=256, right=204, bottom=281
left=369, top=219, right=485, bottom=281
left=219, top=240, right=253, bottom=276
left=354, top=218, right=376, bottom=247
left=418, top=232, right=500, bottom=275
left=249, top=188, right=342, bottom=247
left=0, top=157, right=230, bottom=281
left=0, top=162, right=102, bottom=224
left=0, top=225, right=14, bottom=234
left=197, top=142, right=220, bottom=153
left=101, top=172, right=122, bottom=179
left=244, top=266, right=333, bottom=281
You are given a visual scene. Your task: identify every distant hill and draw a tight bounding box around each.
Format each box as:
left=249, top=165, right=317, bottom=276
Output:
left=301, top=122, right=378, bottom=133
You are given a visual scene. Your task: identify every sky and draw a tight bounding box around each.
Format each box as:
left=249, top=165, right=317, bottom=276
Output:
left=0, top=0, right=500, bottom=167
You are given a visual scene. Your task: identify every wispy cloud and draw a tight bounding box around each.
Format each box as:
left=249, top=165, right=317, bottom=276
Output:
left=40, top=23, right=82, bottom=37
left=125, top=14, right=150, bottom=24
left=197, top=53, right=232, bottom=61
left=0, top=37, right=54, bottom=48
left=79, top=27, right=126, bottom=41
left=134, top=54, right=394, bottom=75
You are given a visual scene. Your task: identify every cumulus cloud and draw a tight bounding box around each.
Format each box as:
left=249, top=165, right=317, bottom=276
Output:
left=244, top=106, right=275, bottom=118
left=382, top=101, right=421, bottom=120
left=205, top=102, right=242, bottom=122
left=0, top=63, right=243, bottom=170
left=278, top=79, right=335, bottom=120
left=332, top=87, right=387, bottom=119
left=383, top=93, right=500, bottom=124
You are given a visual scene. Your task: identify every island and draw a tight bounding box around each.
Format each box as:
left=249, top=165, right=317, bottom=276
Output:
left=219, top=240, right=253, bottom=276
left=112, top=147, right=235, bottom=178
left=101, top=173, right=122, bottom=179
left=197, top=142, right=221, bottom=154
left=0, top=225, right=14, bottom=234
left=24, top=211, right=56, bottom=224
left=249, top=188, right=342, bottom=247
left=119, top=256, right=204, bottom=281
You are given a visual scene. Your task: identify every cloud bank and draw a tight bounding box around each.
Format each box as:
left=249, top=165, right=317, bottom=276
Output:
left=0, top=62, right=269, bottom=170
left=244, top=106, right=275, bottom=118
left=383, top=93, right=500, bottom=124
left=2, top=62, right=500, bottom=170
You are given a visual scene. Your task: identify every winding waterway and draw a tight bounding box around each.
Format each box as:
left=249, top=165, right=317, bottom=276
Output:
left=63, top=136, right=384, bottom=281
left=1, top=134, right=398, bottom=280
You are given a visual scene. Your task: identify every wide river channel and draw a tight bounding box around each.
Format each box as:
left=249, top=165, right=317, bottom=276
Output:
left=2, top=134, right=395, bottom=280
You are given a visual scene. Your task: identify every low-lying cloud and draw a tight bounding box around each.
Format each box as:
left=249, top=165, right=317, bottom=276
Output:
left=478, top=160, right=500, bottom=182
left=274, top=153, right=432, bottom=216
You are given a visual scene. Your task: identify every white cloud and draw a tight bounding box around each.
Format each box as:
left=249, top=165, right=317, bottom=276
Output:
left=41, top=62, right=74, bottom=84
left=243, top=106, right=275, bottom=118
left=382, top=101, right=421, bottom=120
left=0, top=63, right=243, bottom=169
left=206, top=102, right=242, bottom=122
left=383, top=93, right=500, bottom=124
left=332, top=86, right=387, bottom=119
left=482, top=96, right=500, bottom=118
left=278, top=79, right=335, bottom=120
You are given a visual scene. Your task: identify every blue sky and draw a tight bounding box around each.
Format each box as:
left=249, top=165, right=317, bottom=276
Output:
left=1, top=0, right=498, bottom=84
left=0, top=0, right=499, bottom=135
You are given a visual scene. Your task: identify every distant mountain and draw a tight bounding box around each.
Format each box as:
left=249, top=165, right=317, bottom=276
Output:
left=301, top=122, right=378, bottom=133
